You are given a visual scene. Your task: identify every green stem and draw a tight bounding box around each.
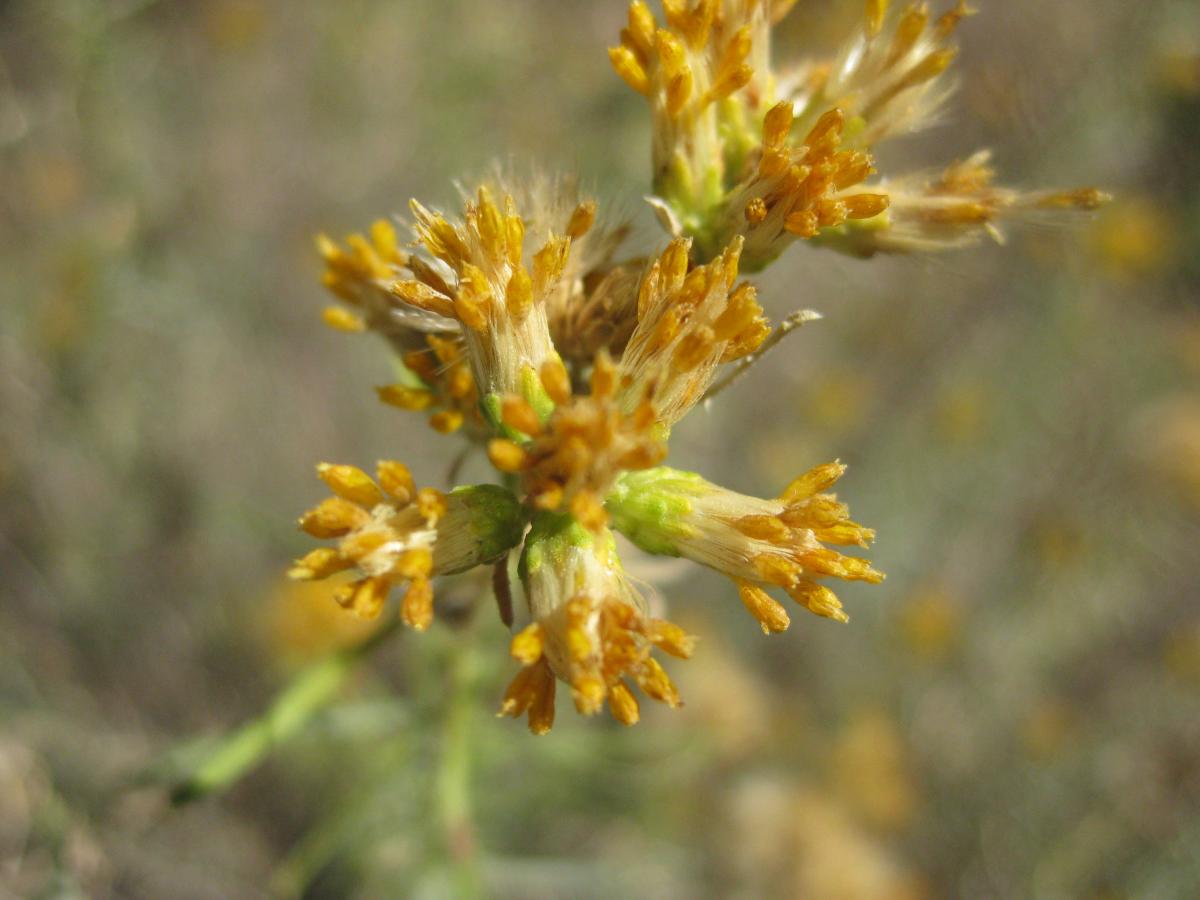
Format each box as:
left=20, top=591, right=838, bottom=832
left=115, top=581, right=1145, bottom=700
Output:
left=434, top=626, right=482, bottom=896
left=169, top=619, right=401, bottom=804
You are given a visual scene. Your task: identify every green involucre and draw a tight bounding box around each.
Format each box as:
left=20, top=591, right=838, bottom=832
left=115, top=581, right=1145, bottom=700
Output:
left=605, top=468, right=701, bottom=557
left=441, top=484, right=526, bottom=572
left=519, top=364, right=555, bottom=422
left=481, top=365, right=555, bottom=441
left=518, top=510, right=596, bottom=581
left=480, top=391, right=507, bottom=435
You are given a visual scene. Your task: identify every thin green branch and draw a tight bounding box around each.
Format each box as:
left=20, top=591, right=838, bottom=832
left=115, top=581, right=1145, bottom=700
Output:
left=434, top=625, right=483, bottom=896
left=166, top=618, right=402, bottom=805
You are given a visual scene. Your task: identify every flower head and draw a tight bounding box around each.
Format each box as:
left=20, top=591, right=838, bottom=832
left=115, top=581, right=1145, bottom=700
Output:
left=292, top=462, right=525, bottom=629
left=609, top=1, right=754, bottom=212
left=792, top=0, right=973, bottom=148
left=610, top=0, right=1107, bottom=267
left=477, top=172, right=639, bottom=366
left=289, top=0, right=1106, bottom=737
left=618, top=235, right=771, bottom=424
left=816, top=150, right=1112, bottom=255
left=375, top=333, right=486, bottom=437
left=391, top=186, right=570, bottom=418
left=299, top=212, right=885, bottom=731
left=700, top=102, right=890, bottom=268
left=501, top=512, right=694, bottom=732
left=317, top=219, right=457, bottom=347
left=608, top=462, right=881, bottom=633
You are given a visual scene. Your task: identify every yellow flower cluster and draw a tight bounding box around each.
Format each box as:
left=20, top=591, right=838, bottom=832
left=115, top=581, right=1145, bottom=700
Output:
left=291, top=0, right=1107, bottom=733
left=292, top=461, right=446, bottom=627
left=609, top=0, right=1108, bottom=267
left=503, top=515, right=694, bottom=732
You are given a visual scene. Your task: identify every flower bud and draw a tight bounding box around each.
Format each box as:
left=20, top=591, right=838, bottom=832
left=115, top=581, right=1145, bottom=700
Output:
left=433, top=484, right=527, bottom=575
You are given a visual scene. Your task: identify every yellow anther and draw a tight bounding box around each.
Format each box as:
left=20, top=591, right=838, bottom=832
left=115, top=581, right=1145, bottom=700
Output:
left=505, top=266, right=533, bottom=318
left=299, top=497, right=370, bottom=539
left=539, top=357, right=572, bottom=406
left=736, top=514, right=792, bottom=542
left=647, top=619, right=697, bottom=658
left=429, top=409, right=465, bottom=434
left=321, top=306, right=365, bottom=332
left=527, top=664, right=557, bottom=735
left=608, top=680, right=641, bottom=725
left=488, top=438, right=528, bottom=473
left=886, top=3, right=929, bottom=68
left=635, top=657, right=682, bottom=707
left=566, top=200, right=597, bottom=239
left=570, top=490, right=608, bottom=532
left=346, top=576, right=389, bottom=620
left=501, top=395, right=543, bottom=437
left=866, top=0, right=890, bottom=37
left=510, top=623, right=545, bottom=665
left=401, top=577, right=434, bottom=631
left=843, top=193, right=891, bottom=219
left=376, top=384, right=436, bottom=411
left=287, top=547, right=350, bottom=581
left=416, top=487, right=447, bottom=522
left=804, top=107, right=845, bottom=151
left=781, top=461, right=847, bottom=503
left=737, top=581, right=792, bottom=633
left=376, top=460, right=416, bottom=503
left=316, top=463, right=383, bottom=507
left=395, top=547, right=434, bottom=580
left=608, top=44, right=650, bottom=95
left=369, top=218, right=398, bottom=259
left=787, top=580, right=849, bottom=623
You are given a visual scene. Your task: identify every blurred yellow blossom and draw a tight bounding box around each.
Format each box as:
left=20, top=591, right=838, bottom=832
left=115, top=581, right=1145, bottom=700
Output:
left=899, top=586, right=962, bottom=663
left=1133, top=394, right=1200, bottom=509
left=676, top=617, right=774, bottom=759
left=1030, top=516, right=1088, bottom=570
left=935, top=380, right=989, bottom=446
left=725, top=775, right=927, bottom=900
left=204, top=0, right=268, bottom=52
left=1164, top=625, right=1200, bottom=686
left=1088, top=196, right=1176, bottom=279
left=831, top=707, right=919, bottom=832
left=790, top=785, right=929, bottom=900
left=264, top=578, right=382, bottom=666
left=804, top=369, right=875, bottom=434
left=1157, top=49, right=1200, bottom=96
left=36, top=260, right=94, bottom=355
left=1174, top=315, right=1200, bottom=374
left=26, top=155, right=84, bottom=217
left=1022, top=697, right=1079, bottom=761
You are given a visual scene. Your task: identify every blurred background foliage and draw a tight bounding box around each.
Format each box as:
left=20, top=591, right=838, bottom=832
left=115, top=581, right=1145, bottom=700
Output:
left=1, top=0, right=1198, bottom=897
